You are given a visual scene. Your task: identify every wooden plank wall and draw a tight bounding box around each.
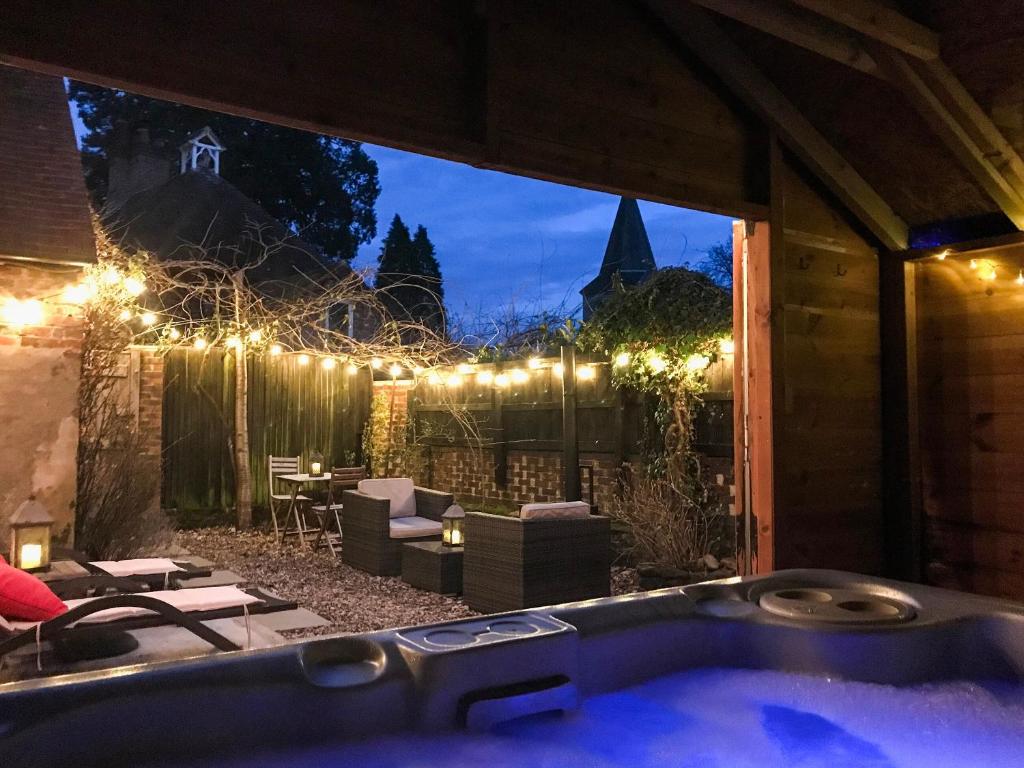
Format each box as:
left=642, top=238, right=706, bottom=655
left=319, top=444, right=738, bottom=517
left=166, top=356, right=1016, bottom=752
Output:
left=771, top=152, right=885, bottom=572
left=915, top=247, right=1024, bottom=599
left=162, top=350, right=372, bottom=514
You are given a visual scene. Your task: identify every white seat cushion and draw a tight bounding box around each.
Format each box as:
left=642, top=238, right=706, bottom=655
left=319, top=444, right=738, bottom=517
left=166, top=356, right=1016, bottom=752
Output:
left=271, top=493, right=310, bottom=501
left=389, top=516, right=443, bottom=539
left=358, top=478, right=417, bottom=518
left=518, top=501, right=592, bottom=520
left=90, top=558, right=185, bottom=577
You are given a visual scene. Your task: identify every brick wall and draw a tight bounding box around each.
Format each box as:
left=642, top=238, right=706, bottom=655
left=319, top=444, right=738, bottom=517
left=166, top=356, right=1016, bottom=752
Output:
left=0, top=262, right=85, bottom=544
left=137, top=348, right=164, bottom=467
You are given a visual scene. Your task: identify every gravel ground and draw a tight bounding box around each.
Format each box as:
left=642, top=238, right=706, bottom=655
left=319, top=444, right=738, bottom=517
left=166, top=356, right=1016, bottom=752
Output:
left=176, top=527, right=641, bottom=639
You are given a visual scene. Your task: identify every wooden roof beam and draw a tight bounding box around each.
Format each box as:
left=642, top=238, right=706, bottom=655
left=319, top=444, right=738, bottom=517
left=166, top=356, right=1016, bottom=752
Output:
left=788, top=0, right=939, bottom=61
left=687, top=0, right=884, bottom=79
left=645, top=1, right=909, bottom=250
left=870, top=44, right=1024, bottom=231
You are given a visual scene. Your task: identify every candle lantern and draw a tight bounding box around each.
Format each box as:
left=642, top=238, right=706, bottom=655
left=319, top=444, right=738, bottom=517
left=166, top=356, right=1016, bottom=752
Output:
left=309, top=450, right=324, bottom=477
left=442, top=504, right=466, bottom=548
left=8, top=496, right=53, bottom=571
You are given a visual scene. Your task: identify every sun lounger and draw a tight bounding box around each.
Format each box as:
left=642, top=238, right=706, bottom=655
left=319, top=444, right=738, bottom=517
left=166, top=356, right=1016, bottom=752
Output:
left=0, top=586, right=297, bottom=661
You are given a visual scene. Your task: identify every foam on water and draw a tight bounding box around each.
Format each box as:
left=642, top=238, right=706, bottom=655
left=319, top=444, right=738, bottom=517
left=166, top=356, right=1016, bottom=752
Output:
left=170, top=668, right=1024, bottom=767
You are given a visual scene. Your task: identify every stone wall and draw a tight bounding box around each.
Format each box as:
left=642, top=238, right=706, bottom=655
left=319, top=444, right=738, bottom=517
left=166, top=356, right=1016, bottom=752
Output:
left=0, top=262, right=84, bottom=545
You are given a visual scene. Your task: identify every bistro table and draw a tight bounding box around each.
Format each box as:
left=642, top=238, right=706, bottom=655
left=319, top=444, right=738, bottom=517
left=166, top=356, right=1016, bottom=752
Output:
left=274, top=473, right=331, bottom=546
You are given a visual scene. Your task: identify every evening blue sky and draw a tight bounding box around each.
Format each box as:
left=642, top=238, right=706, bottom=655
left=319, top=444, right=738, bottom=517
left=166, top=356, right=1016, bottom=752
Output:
left=69, top=101, right=732, bottom=319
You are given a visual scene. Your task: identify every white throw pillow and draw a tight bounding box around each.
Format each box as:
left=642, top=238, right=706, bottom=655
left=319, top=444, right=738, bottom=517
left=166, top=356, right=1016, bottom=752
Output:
left=358, top=477, right=417, bottom=518
left=518, top=501, right=591, bottom=520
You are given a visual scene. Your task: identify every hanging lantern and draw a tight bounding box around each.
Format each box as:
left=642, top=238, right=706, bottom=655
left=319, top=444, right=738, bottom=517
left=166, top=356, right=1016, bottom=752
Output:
left=442, top=504, right=466, bottom=547
left=8, top=496, right=53, bottom=571
left=309, top=450, right=325, bottom=477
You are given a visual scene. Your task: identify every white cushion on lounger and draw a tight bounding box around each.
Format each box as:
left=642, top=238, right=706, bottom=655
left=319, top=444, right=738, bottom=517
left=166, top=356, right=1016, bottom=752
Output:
left=358, top=477, right=417, bottom=518
left=8, top=585, right=261, bottom=631
left=518, top=501, right=591, bottom=520
left=89, top=558, right=185, bottom=576
left=389, top=516, right=443, bottom=539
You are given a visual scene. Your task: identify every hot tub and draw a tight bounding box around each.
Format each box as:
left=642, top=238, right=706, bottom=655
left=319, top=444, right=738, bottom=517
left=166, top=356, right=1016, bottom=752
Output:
left=3, top=569, right=1024, bottom=767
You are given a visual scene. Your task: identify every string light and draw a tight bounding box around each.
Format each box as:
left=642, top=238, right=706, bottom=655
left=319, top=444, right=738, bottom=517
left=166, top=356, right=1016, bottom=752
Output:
left=981, top=262, right=998, bottom=281
left=970, top=258, right=978, bottom=270
left=577, top=365, right=596, bottom=380
left=935, top=249, right=949, bottom=261
left=347, top=363, right=359, bottom=375
left=686, top=354, right=711, bottom=372
left=720, top=338, right=735, bottom=355
left=614, top=351, right=630, bottom=367
left=477, top=370, right=494, bottom=385
left=297, top=354, right=310, bottom=365
left=527, top=357, right=542, bottom=370
left=123, top=276, right=145, bottom=297
left=100, top=267, right=121, bottom=286
left=193, top=337, right=208, bottom=350
left=0, top=298, right=44, bottom=327
left=446, top=374, right=463, bottom=388
left=510, top=368, right=529, bottom=384
left=248, top=329, right=263, bottom=343
left=269, top=343, right=283, bottom=356
left=1017, top=270, right=1024, bottom=286
left=552, top=363, right=564, bottom=378
left=225, top=336, right=242, bottom=349
left=168, top=327, right=181, bottom=340
left=140, top=312, right=157, bottom=326
left=456, top=363, right=474, bottom=375
left=321, top=357, right=336, bottom=370
left=647, top=352, right=667, bottom=373
left=370, top=357, right=383, bottom=370
left=389, top=363, right=402, bottom=377
left=427, top=372, right=442, bottom=385
left=494, top=373, right=510, bottom=388
left=62, top=283, right=91, bottom=304
left=412, top=365, right=424, bottom=376
left=118, top=308, right=132, bottom=322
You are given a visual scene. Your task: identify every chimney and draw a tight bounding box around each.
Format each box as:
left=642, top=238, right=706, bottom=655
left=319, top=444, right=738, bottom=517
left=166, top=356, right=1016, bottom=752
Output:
left=105, top=122, right=171, bottom=211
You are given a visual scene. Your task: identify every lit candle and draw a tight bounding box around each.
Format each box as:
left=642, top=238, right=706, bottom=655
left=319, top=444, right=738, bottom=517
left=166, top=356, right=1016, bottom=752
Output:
left=450, top=529, right=463, bottom=546
left=20, top=543, right=42, bottom=570
left=310, top=461, right=322, bottom=476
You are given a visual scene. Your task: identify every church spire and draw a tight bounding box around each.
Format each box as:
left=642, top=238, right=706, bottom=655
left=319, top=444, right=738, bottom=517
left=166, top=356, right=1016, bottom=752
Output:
left=581, top=197, right=657, bottom=319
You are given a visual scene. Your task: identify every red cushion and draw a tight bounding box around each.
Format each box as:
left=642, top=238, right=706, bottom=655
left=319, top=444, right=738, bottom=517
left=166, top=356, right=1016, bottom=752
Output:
left=0, top=560, right=67, bottom=622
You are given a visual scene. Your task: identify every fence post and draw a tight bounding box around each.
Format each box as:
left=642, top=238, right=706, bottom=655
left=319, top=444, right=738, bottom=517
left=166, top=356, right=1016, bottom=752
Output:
left=561, top=345, right=581, bottom=502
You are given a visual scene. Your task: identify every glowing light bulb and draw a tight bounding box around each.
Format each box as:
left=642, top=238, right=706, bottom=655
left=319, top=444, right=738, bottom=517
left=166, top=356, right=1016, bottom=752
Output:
left=686, top=354, right=711, bottom=372
left=193, top=337, right=208, bottom=350
left=248, top=329, right=263, bottom=343
left=614, top=351, right=630, bottom=367
left=527, top=357, right=542, bottom=370
left=269, top=343, right=283, bottom=356
left=140, top=312, right=157, bottom=326
left=297, top=354, right=310, bottom=365
left=477, top=370, right=494, bottom=385
left=936, top=250, right=949, bottom=261
left=648, top=353, right=667, bottom=373
left=370, top=357, right=383, bottom=370
left=1017, top=270, right=1024, bottom=286
left=62, top=283, right=90, bottom=304
left=446, top=374, right=463, bottom=387
left=720, top=338, right=735, bottom=355
left=168, top=327, right=181, bottom=340
left=427, top=372, right=442, bottom=385
left=577, top=365, right=596, bottom=380
left=389, top=363, right=402, bottom=377
left=322, top=357, right=337, bottom=370
left=970, top=259, right=978, bottom=270
left=347, top=363, right=359, bottom=375
left=457, top=363, right=474, bottom=375
left=0, top=298, right=45, bottom=327
left=225, top=336, right=242, bottom=349
left=118, top=308, right=132, bottom=322
left=510, top=368, right=529, bottom=384
left=123, top=276, right=145, bottom=297
left=101, top=267, right=121, bottom=286
left=552, top=363, right=564, bottom=378
left=494, top=373, right=510, bottom=388
left=982, top=263, right=998, bottom=281
left=412, top=365, right=424, bottom=376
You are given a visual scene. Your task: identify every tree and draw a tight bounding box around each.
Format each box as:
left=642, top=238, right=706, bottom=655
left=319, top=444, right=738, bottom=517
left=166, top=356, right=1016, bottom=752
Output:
left=69, top=83, right=381, bottom=262
left=696, top=239, right=733, bottom=289
left=375, top=215, right=446, bottom=335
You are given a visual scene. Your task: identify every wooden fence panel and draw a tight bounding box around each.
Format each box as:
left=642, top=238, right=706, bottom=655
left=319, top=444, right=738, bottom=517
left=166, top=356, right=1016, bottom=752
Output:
left=162, top=349, right=372, bottom=513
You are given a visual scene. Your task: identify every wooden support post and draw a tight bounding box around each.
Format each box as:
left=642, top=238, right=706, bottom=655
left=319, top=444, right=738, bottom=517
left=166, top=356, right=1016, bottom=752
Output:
left=493, top=384, right=508, bottom=489
left=879, top=255, right=923, bottom=581
left=561, top=345, right=581, bottom=503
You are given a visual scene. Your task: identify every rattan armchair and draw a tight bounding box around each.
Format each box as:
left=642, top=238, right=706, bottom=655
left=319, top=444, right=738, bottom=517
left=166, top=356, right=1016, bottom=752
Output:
left=462, top=510, right=612, bottom=613
left=341, top=484, right=454, bottom=575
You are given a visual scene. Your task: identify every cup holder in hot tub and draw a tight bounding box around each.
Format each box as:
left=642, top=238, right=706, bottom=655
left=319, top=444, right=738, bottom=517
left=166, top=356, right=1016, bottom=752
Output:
left=758, top=587, right=915, bottom=624
left=299, top=637, right=387, bottom=688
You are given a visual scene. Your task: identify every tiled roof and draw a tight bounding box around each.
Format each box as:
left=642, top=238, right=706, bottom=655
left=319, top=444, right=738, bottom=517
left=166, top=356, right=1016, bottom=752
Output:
left=0, top=67, right=95, bottom=264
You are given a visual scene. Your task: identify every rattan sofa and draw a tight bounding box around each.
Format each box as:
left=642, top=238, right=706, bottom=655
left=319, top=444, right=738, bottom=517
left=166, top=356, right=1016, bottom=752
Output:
left=462, top=506, right=611, bottom=613
left=341, top=481, right=454, bottom=576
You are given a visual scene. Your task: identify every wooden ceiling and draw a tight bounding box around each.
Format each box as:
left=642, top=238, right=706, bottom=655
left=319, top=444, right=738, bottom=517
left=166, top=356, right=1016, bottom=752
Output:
left=2, top=0, right=1023, bottom=250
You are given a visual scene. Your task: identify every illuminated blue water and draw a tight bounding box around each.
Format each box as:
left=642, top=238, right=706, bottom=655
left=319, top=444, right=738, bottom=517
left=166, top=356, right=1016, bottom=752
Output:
left=173, top=668, right=1024, bottom=767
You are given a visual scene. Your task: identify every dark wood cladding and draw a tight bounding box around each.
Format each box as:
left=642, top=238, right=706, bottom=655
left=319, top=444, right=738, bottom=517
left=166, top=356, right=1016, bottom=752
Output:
left=772, top=152, right=884, bottom=572
left=0, top=0, right=767, bottom=219
left=915, top=247, right=1024, bottom=600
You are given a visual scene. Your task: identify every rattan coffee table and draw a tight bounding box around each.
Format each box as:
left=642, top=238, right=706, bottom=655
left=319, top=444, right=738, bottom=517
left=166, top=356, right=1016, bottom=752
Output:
left=401, top=541, right=463, bottom=595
